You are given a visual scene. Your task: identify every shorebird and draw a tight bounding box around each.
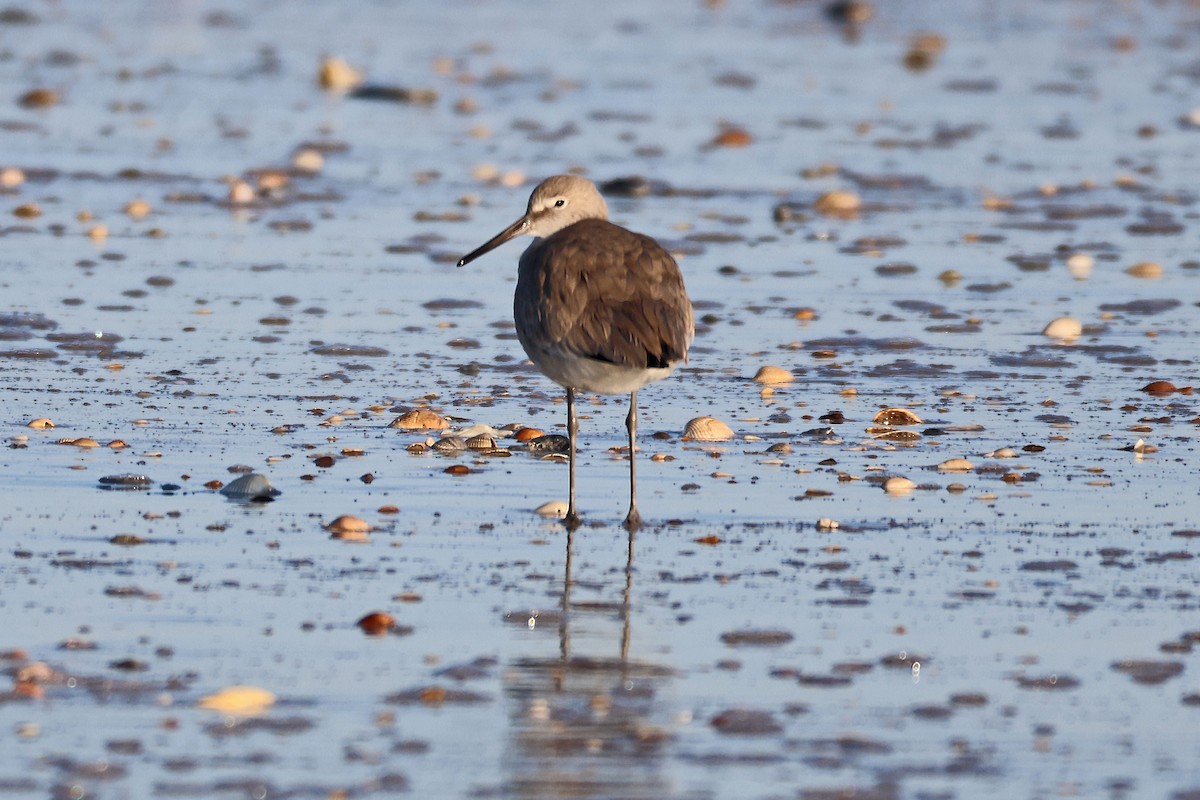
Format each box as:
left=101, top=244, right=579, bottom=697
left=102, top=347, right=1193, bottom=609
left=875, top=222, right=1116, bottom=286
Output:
left=458, top=175, right=694, bottom=530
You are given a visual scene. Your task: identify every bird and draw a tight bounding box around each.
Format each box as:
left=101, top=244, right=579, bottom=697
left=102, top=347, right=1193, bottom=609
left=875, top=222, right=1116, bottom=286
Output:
left=458, top=175, right=694, bottom=530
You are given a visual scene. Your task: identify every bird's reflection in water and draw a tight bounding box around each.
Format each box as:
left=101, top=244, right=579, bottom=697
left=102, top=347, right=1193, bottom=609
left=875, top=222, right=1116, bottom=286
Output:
left=502, top=527, right=678, bottom=799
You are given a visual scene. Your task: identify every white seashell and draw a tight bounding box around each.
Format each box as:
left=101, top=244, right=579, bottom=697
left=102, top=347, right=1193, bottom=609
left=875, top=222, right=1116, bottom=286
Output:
left=1042, top=317, right=1082, bottom=340
left=816, top=517, right=840, bottom=531
left=452, top=423, right=510, bottom=439
left=26, top=417, right=54, bottom=429
left=683, top=416, right=734, bottom=441
left=937, top=457, right=974, bottom=472
left=884, top=476, right=917, bottom=495
left=753, top=365, right=794, bottom=385
left=534, top=500, right=568, bottom=518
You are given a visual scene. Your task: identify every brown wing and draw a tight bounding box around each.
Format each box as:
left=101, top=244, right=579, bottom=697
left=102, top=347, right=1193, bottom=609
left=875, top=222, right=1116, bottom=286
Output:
left=515, top=218, right=693, bottom=369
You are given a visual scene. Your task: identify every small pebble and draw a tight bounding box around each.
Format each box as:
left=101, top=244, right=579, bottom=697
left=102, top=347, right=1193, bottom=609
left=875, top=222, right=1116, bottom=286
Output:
left=318, top=56, right=364, bottom=90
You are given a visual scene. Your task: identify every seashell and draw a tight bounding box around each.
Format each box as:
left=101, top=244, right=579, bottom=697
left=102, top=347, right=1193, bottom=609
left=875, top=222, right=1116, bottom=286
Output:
left=1141, top=380, right=1176, bottom=395
left=872, top=407, right=922, bottom=426
left=814, top=190, right=861, bottom=216
left=1042, top=317, right=1082, bottom=339
left=534, top=500, right=568, bottom=518
left=292, top=148, right=324, bottom=173
left=884, top=476, right=917, bottom=495
left=465, top=434, right=496, bottom=450
left=318, top=56, right=364, bottom=90
left=197, top=685, right=275, bottom=715
left=1125, top=261, right=1162, bottom=279
left=227, top=180, right=255, bottom=205
left=0, top=167, right=25, bottom=188
left=13, top=202, right=40, bottom=219
left=514, top=427, right=545, bottom=442
left=937, top=457, right=974, bottom=472
left=766, top=442, right=792, bottom=454
left=219, top=473, right=280, bottom=499
left=123, top=199, right=151, bottom=220
left=526, top=434, right=569, bottom=454
left=356, top=611, right=396, bottom=636
left=69, top=437, right=100, bottom=448
left=867, top=427, right=921, bottom=441
left=816, top=517, right=840, bottom=531
left=26, top=417, right=54, bottom=430
left=753, top=365, right=794, bottom=385
left=683, top=416, right=734, bottom=442
left=432, top=436, right=467, bottom=452
left=326, top=515, right=369, bottom=535
left=987, top=447, right=1018, bottom=458
left=389, top=408, right=449, bottom=430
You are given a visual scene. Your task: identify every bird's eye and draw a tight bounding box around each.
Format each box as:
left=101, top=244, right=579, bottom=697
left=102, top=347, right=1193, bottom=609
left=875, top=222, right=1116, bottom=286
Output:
left=554, top=199, right=566, bottom=208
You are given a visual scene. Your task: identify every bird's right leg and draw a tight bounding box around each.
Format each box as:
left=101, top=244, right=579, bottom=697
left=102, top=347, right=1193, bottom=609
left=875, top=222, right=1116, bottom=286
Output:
left=565, top=386, right=582, bottom=530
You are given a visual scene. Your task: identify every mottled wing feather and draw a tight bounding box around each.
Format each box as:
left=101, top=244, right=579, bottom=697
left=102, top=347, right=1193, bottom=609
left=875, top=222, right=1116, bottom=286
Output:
left=516, top=219, right=693, bottom=369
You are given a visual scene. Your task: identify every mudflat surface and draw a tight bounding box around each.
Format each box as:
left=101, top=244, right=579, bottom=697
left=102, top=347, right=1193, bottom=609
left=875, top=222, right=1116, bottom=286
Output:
left=1, top=1, right=1199, bottom=798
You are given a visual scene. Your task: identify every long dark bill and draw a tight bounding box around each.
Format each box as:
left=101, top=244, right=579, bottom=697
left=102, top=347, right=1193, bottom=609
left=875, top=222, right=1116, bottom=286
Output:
left=457, top=216, right=529, bottom=268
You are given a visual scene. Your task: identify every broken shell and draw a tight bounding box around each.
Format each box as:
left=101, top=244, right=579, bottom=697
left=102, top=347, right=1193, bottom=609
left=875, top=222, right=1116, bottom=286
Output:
left=683, top=416, right=734, bottom=441
left=816, top=517, right=840, bottom=531
left=26, top=417, right=54, bottom=429
left=389, top=408, right=450, bottom=430
left=937, top=457, right=974, bottom=472
left=327, top=515, right=370, bottom=535
left=1042, top=317, right=1082, bottom=340
left=884, top=476, right=917, bottom=495
left=534, top=500, right=568, bottom=519
left=753, top=365, right=794, bottom=385
left=872, top=407, right=922, bottom=426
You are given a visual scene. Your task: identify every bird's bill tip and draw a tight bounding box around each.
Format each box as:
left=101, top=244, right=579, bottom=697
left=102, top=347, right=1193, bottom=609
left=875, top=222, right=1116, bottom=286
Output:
left=457, top=216, right=529, bottom=268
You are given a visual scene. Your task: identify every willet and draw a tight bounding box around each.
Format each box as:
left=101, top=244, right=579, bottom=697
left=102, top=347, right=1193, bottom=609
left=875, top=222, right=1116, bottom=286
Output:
left=458, top=175, right=694, bottom=530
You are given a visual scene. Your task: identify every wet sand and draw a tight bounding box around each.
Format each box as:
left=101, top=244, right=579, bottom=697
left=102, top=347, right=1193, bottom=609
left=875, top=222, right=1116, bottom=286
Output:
left=2, top=1, right=1199, bottom=798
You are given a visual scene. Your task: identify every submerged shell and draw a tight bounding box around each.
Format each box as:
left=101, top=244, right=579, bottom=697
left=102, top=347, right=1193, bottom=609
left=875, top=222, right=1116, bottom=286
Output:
left=219, top=473, right=280, bottom=498
left=753, top=365, right=794, bottom=385
left=683, top=416, right=734, bottom=442
left=884, top=476, right=917, bottom=495
left=389, top=408, right=450, bottom=430
left=26, top=417, right=54, bottom=429
left=872, top=407, right=922, bottom=426
left=937, top=457, right=975, bottom=472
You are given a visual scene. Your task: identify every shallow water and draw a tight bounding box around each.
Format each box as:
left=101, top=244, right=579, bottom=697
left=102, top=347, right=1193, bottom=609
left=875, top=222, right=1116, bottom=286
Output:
left=2, top=1, right=1199, bottom=798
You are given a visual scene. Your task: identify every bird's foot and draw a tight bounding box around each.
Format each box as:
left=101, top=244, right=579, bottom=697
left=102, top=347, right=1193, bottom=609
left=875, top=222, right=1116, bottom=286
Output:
left=563, top=510, right=583, bottom=532
left=622, top=508, right=643, bottom=532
